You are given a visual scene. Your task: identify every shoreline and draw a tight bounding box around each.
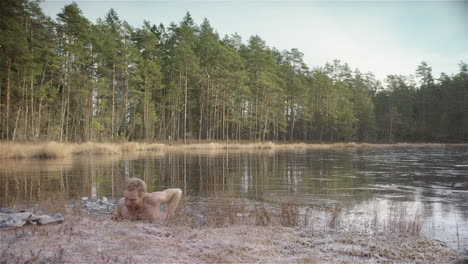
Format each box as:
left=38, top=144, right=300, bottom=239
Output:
left=1, top=199, right=465, bottom=264
left=1, top=218, right=462, bottom=263
left=1, top=141, right=467, bottom=159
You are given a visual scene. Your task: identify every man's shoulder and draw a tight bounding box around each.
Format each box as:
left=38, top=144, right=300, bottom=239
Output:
left=117, top=197, right=125, bottom=206
left=144, top=192, right=164, bottom=205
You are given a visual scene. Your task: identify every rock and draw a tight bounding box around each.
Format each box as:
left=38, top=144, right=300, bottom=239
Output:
left=0, top=218, right=26, bottom=229
left=0, top=210, right=64, bottom=229
left=0, top=212, right=33, bottom=229
left=0, top=208, right=15, bottom=214
left=79, top=198, right=116, bottom=215
left=43, top=213, right=64, bottom=225
left=0, top=212, right=33, bottom=221
left=31, top=213, right=64, bottom=225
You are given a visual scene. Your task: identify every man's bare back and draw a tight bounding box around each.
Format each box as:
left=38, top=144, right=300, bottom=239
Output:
left=114, top=178, right=182, bottom=221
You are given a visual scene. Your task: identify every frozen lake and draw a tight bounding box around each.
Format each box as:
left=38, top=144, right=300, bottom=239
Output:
left=1, top=145, right=466, bottom=250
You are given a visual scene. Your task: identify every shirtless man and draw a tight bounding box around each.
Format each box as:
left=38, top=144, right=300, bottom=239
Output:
left=113, top=178, right=182, bottom=221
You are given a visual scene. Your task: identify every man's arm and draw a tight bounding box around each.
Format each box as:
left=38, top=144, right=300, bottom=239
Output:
left=149, top=188, right=182, bottom=220
left=111, top=198, right=124, bottom=220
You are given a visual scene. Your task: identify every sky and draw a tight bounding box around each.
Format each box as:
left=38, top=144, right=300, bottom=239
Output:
left=40, top=0, right=468, bottom=83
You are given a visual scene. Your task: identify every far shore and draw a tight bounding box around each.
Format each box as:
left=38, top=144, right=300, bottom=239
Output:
left=0, top=141, right=467, bottom=159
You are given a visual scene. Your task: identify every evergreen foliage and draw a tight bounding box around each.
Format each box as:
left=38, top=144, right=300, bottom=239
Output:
left=1, top=1, right=466, bottom=142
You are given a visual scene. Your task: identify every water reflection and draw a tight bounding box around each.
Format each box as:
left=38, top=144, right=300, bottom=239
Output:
left=0, top=146, right=466, bottom=248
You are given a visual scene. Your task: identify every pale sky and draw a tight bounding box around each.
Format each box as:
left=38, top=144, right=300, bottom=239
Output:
left=41, top=0, right=468, bottom=82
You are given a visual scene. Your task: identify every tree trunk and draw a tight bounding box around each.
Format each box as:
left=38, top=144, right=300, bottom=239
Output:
left=262, top=101, right=269, bottom=141
left=0, top=63, right=2, bottom=138
left=184, top=64, right=188, bottom=142
left=111, top=53, right=116, bottom=141
left=6, top=57, right=12, bottom=140
left=200, top=68, right=209, bottom=141
left=30, top=73, right=34, bottom=140
left=199, top=101, right=204, bottom=141
left=24, top=102, right=29, bottom=141
left=143, top=73, right=148, bottom=141
left=30, top=25, right=35, bottom=140
left=85, top=80, right=92, bottom=141
left=223, top=88, right=227, bottom=141
left=13, top=107, right=22, bottom=141
left=65, top=68, right=70, bottom=142
left=59, top=89, right=66, bottom=142
left=260, top=85, right=267, bottom=141
left=123, top=65, right=129, bottom=138
left=37, top=98, right=43, bottom=138
left=21, top=70, right=28, bottom=141
left=206, top=74, right=211, bottom=140
left=61, top=48, right=71, bottom=142
left=87, top=46, right=95, bottom=141
left=36, top=63, right=47, bottom=138
left=255, top=82, right=259, bottom=141
left=290, top=106, right=296, bottom=141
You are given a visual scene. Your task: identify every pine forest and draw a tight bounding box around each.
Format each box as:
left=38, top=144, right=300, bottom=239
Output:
left=1, top=1, right=467, bottom=143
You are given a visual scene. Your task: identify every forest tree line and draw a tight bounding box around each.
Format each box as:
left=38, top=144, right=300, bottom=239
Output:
left=1, top=1, right=467, bottom=143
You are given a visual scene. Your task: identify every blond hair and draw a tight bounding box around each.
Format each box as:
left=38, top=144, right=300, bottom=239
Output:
left=124, top=178, right=147, bottom=197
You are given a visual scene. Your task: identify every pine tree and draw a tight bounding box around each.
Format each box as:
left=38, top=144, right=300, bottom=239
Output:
left=56, top=3, right=93, bottom=141
left=132, top=20, right=163, bottom=140
left=0, top=0, right=29, bottom=139
left=163, top=12, right=200, bottom=141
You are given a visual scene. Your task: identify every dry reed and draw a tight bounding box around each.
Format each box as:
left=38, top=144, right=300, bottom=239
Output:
left=255, top=203, right=271, bottom=226
left=328, top=204, right=342, bottom=229
left=280, top=200, right=299, bottom=227
left=155, top=197, right=431, bottom=238
left=384, top=202, right=426, bottom=236
left=2, top=141, right=463, bottom=159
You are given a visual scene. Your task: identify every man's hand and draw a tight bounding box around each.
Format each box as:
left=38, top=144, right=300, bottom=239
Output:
left=163, top=188, right=182, bottom=219
left=110, top=215, right=121, bottom=220
left=148, top=188, right=182, bottom=221
left=111, top=206, right=122, bottom=221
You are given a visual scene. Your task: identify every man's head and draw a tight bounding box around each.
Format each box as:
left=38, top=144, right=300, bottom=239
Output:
left=123, top=178, right=147, bottom=210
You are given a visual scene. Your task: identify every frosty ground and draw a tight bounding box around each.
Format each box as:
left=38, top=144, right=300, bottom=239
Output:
left=0, top=218, right=459, bottom=264
left=1, top=198, right=463, bottom=264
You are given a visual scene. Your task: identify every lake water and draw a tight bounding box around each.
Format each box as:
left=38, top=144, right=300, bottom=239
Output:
left=1, top=145, right=467, bottom=250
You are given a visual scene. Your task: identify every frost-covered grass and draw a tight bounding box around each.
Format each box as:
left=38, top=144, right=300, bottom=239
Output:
left=0, top=215, right=459, bottom=263
left=1, top=198, right=462, bottom=263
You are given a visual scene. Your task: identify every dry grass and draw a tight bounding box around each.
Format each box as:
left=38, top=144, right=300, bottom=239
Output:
left=328, top=204, right=342, bottom=229
left=170, top=198, right=429, bottom=241
left=3, top=191, right=68, bottom=216
left=0, top=141, right=167, bottom=159
left=0, top=141, right=71, bottom=159
left=2, top=141, right=465, bottom=159
left=255, top=203, right=271, bottom=226
left=170, top=198, right=304, bottom=229
left=280, top=200, right=300, bottom=227
left=381, top=202, right=426, bottom=236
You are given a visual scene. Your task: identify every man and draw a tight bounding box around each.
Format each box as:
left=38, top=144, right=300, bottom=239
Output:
left=113, top=178, right=182, bottom=221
